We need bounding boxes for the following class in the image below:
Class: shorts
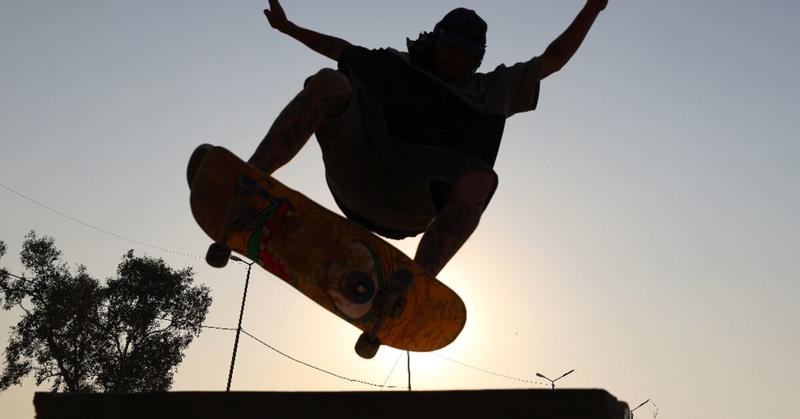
[314,71,497,239]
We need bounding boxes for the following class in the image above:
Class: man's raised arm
[264,0,352,61]
[538,0,607,79]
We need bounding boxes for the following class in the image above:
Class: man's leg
[248,68,353,174]
[414,171,497,277]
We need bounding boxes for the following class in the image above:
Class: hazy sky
[2,1,799,418]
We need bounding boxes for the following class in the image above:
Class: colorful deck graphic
[188,144,466,352]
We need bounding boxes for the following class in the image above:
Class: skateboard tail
[188,145,256,246]
[382,283,467,352]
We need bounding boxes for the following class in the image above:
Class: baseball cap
[433,8,487,56]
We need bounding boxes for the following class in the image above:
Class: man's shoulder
[384,48,410,61]
[480,56,541,79]
[340,45,408,65]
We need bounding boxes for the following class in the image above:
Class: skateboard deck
[187,144,466,357]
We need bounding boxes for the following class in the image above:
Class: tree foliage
[0,232,212,392]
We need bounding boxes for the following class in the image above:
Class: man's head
[407,7,487,82]
[433,8,487,81]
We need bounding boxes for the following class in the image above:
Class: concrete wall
[35,389,630,419]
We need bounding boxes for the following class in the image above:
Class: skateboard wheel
[206,243,231,268]
[355,332,381,359]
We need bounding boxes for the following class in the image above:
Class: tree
[0,232,212,392]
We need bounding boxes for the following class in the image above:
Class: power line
[160,316,401,390]
[0,182,202,260]
[2,271,26,281]
[241,328,401,390]
[199,324,238,332]
[434,353,549,386]
[381,352,404,391]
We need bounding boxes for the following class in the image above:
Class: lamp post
[226,255,255,392]
[535,369,574,390]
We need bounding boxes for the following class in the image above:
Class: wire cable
[0,182,202,260]
[434,353,548,386]
[199,324,238,332]
[241,328,401,389]
[381,351,404,391]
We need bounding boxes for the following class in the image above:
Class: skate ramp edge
[34,388,631,419]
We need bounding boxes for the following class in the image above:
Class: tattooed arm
[264,0,352,61]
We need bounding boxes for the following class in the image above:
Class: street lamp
[535,369,575,390]
[226,255,255,392]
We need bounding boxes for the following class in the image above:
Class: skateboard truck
[354,269,413,359]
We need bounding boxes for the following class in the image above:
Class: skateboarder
[249,0,608,277]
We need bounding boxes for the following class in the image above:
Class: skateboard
[187,144,466,358]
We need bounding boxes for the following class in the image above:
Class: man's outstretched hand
[264,0,291,33]
[587,0,608,12]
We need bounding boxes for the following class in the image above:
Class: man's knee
[304,68,353,102]
[452,171,498,206]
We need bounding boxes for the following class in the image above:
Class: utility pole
[226,255,255,392]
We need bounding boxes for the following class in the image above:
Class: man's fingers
[264,0,287,30]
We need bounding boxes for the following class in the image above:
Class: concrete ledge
[35,389,630,419]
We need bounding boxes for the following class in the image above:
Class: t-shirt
[337,46,540,166]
